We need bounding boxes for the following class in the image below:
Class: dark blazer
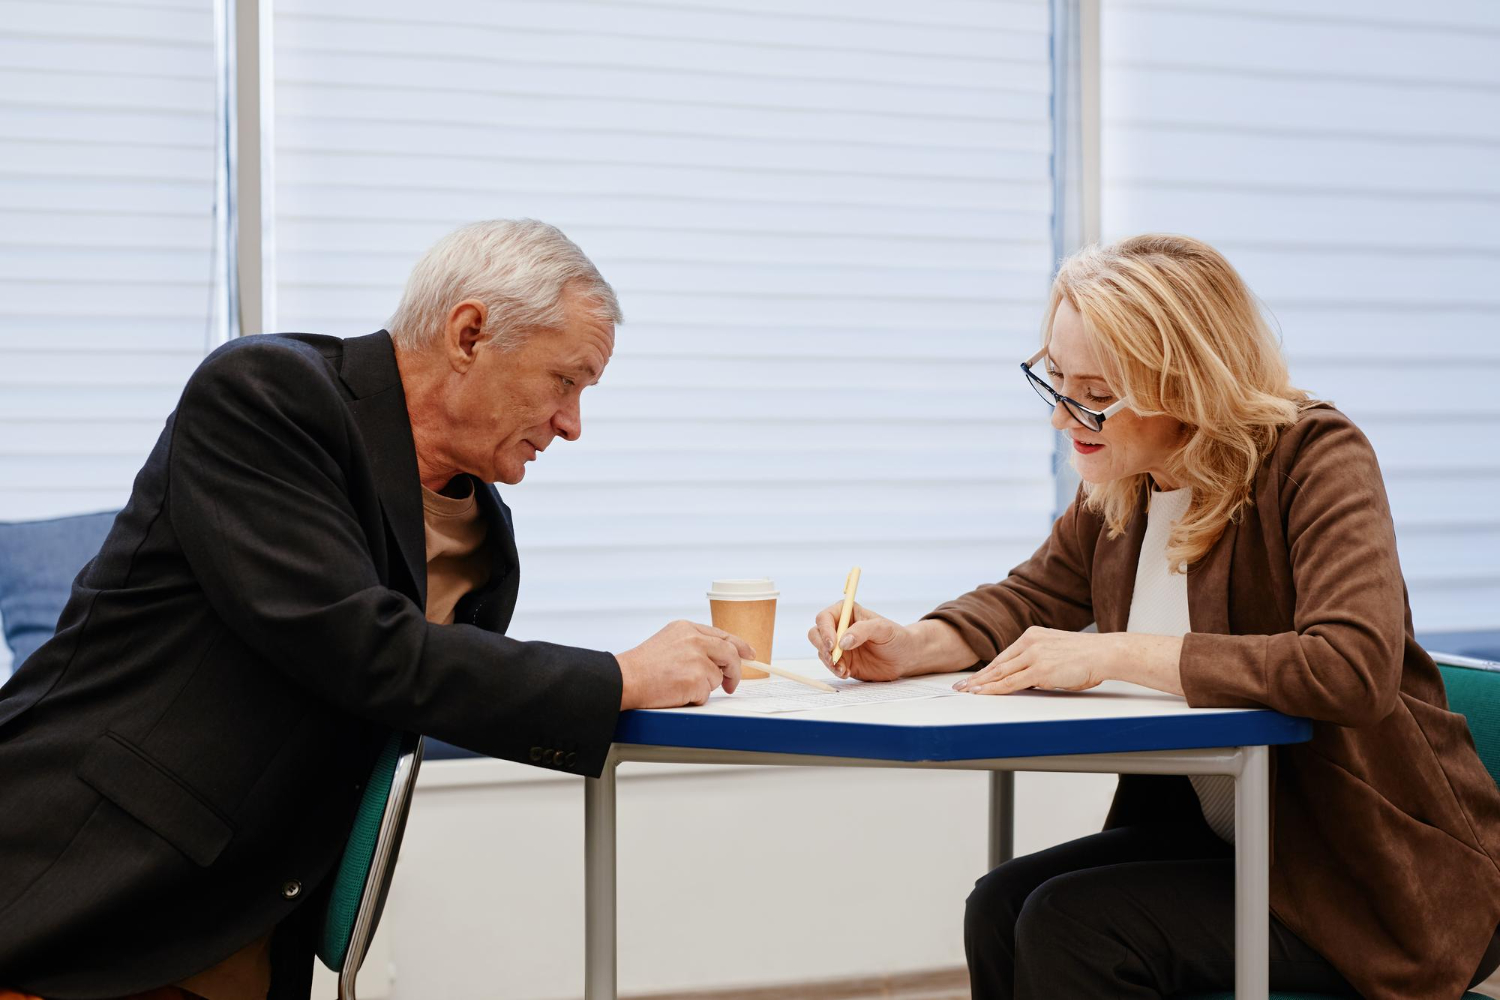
[928,405,1500,1000]
[0,331,622,998]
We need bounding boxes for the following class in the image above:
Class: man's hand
[616,620,755,710]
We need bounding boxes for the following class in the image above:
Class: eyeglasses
[1020,346,1129,433]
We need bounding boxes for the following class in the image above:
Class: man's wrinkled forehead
[561,310,614,386]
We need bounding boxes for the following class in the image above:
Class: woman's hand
[807,602,921,681]
[955,628,1185,696]
[955,627,1112,694]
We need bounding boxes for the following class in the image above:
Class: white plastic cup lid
[707,578,779,601]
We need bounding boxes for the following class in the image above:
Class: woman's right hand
[807,602,920,681]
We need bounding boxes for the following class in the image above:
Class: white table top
[615,660,1312,762]
[684,660,1250,726]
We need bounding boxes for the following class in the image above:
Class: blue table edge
[613,708,1312,762]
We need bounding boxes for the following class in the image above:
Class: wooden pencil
[741,659,838,693]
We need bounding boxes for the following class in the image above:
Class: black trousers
[964,823,1359,999]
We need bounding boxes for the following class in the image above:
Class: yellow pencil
[742,660,837,694]
[830,566,862,666]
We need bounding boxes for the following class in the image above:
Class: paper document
[707,673,963,715]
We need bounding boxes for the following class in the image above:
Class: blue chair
[0,512,421,998]
[0,511,117,674]
[1181,650,1500,999]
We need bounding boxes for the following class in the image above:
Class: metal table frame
[584,742,1271,999]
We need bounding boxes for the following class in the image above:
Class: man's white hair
[387,219,622,351]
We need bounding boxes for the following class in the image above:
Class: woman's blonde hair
[1045,234,1316,568]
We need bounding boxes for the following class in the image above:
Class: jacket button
[281,879,302,900]
[565,752,577,767]
[530,746,543,762]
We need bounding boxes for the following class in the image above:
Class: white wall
[1100,0,1500,635]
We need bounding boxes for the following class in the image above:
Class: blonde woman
[809,235,1500,999]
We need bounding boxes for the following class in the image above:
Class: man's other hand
[616,621,754,710]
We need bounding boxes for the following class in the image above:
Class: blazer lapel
[339,331,428,610]
[1092,490,1149,634]
[1188,513,1237,636]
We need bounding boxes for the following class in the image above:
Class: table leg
[988,770,1015,871]
[1234,744,1270,999]
[585,753,619,1000]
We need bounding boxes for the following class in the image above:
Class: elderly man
[0,220,749,999]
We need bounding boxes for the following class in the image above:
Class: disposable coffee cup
[707,579,778,680]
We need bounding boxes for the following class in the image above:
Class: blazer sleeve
[165,340,623,775]
[1178,414,1406,728]
[921,490,1099,665]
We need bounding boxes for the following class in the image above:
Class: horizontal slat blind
[274,0,1058,658]
[0,0,218,673]
[1101,0,1500,633]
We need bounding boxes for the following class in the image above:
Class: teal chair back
[1438,655,1500,790]
[317,731,425,1000]
[1182,652,1498,1000]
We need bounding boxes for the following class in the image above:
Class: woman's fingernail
[839,634,853,649]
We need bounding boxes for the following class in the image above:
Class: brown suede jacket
[927,405,1500,999]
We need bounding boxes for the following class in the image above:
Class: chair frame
[338,733,425,1000]
[1434,651,1500,671]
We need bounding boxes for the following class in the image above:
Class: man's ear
[444,300,488,373]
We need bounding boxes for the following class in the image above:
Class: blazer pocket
[76,731,234,867]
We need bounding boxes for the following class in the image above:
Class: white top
[1125,488,1238,844]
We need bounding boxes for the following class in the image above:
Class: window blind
[0,0,218,673]
[1101,0,1500,636]
[273,0,1060,659]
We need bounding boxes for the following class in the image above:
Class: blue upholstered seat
[0,510,117,676]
